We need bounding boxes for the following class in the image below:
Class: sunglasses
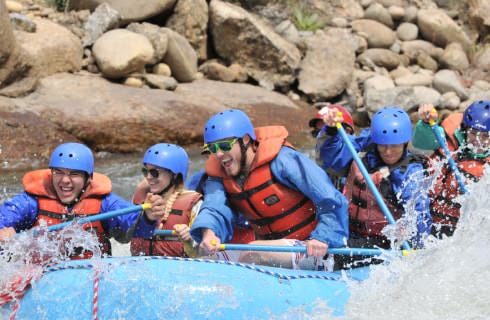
[205,138,238,154]
[141,167,161,178]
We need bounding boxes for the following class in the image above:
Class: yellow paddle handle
[335,111,343,129]
[141,203,152,211]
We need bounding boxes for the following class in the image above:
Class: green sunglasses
[205,138,238,154]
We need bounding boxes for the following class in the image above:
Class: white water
[343,167,490,320]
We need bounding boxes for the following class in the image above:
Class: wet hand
[0,227,16,242]
[144,193,166,222]
[305,239,328,257]
[199,229,220,255]
[174,224,192,242]
[318,106,343,127]
[418,104,438,124]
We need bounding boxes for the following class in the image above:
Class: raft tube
[2,256,370,319]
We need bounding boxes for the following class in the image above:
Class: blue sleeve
[0,192,39,232]
[190,177,236,243]
[391,163,432,247]
[100,193,155,240]
[317,128,372,173]
[271,147,349,247]
[185,170,205,191]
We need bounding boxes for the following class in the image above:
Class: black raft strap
[38,210,90,222]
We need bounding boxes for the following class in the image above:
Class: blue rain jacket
[0,192,156,241]
[190,147,349,247]
[318,128,432,244]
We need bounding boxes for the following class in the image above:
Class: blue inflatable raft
[2,256,370,319]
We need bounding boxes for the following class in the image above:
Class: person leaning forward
[190,109,349,271]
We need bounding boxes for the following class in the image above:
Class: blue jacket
[190,147,349,247]
[186,170,250,228]
[0,192,156,241]
[318,128,432,243]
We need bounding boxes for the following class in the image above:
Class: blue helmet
[371,107,412,145]
[49,142,94,175]
[142,143,189,181]
[463,100,490,132]
[204,109,256,144]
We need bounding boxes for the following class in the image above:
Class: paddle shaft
[336,123,411,251]
[47,204,149,232]
[220,243,385,256]
[429,121,468,194]
[153,231,387,256]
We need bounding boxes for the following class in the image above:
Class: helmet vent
[155,151,159,154]
[212,125,215,129]
[382,130,387,134]
[58,153,63,157]
[393,129,398,133]
[68,154,73,158]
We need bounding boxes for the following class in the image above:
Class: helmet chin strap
[158,174,178,196]
[237,138,251,178]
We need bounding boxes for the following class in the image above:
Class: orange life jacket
[23,169,112,258]
[130,187,202,257]
[205,126,317,241]
[344,159,403,238]
[430,113,490,227]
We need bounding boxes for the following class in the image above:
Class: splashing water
[342,166,490,320]
[0,224,102,289]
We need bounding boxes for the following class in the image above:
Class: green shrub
[291,6,325,32]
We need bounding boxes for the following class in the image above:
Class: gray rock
[365,86,441,112]
[396,23,418,41]
[83,3,120,47]
[364,3,394,28]
[440,42,469,72]
[352,19,396,48]
[127,22,168,65]
[433,69,468,99]
[9,13,36,32]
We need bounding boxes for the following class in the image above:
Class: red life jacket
[130,188,202,257]
[23,169,112,258]
[430,113,490,227]
[344,159,403,238]
[205,126,317,241]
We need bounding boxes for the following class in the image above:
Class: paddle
[153,230,405,257]
[335,119,411,251]
[153,229,176,237]
[46,203,151,232]
[218,243,399,257]
[429,118,468,194]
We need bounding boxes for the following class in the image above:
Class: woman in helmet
[322,107,431,268]
[0,142,163,259]
[130,143,203,257]
[413,101,490,237]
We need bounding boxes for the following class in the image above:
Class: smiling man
[190,109,349,271]
[0,142,166,258]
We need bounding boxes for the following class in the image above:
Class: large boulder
[417,9,472,51]
[10,73,307,154]
[298,28,356,100]
[351,19,396,48]
[209,0,301,89]
[0,96,77,168]
[0,0,29,88]
[364,86,441,112]
[161,28,198,83]
[468,0,490,39]
[92,29,154,79]
[14,18,82,78]
[166,0,208,61]
[68,0,176,24]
